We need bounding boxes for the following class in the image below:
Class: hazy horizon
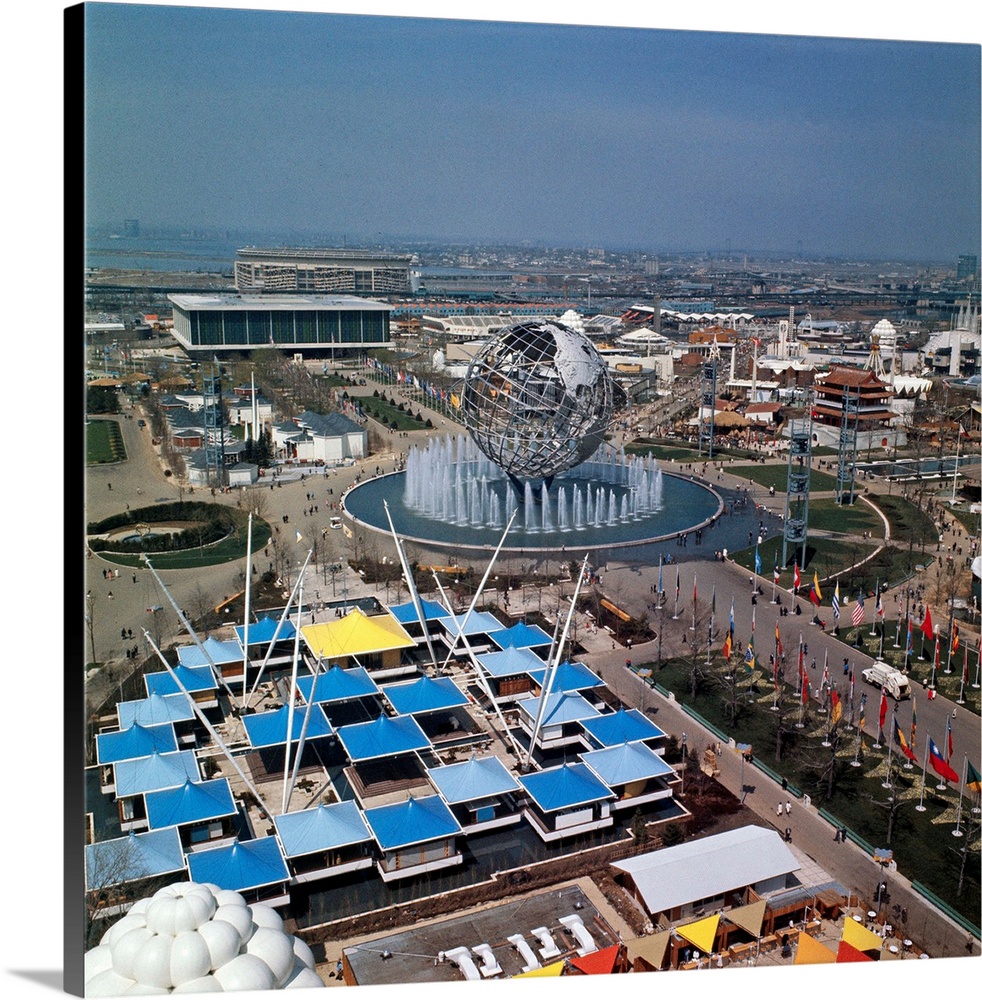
[84,4,981,263]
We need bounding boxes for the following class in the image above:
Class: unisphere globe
[460,320,614,481]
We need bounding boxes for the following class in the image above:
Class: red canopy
[570,945,620,975]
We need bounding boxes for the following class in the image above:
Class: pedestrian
[786,800,791,815]
[107,591,114,600]
[777,802,783,816]
[107,483,111,490]
[834,829,841,842]
[840,827,847,843]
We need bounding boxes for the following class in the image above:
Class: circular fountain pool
[343,436,722,553]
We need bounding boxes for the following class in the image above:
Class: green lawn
[361,394,429,431]
[86,419,126,464]
[807,498,885,536]
[866,494,939,546]
[636,654,980,927]
[729,464,841,492]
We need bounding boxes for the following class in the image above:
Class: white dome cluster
[84,881,324,994]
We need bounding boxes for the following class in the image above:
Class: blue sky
[82,2,980,260]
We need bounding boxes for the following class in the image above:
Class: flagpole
[691,571,697,631]
[929,638,939,691]
[851,695,864,766]
[869,581,878,636]
[952,755,968,837]
[915,736,929,811]
[957,644,968,705]
[673,566,680,620]
[882,708,896,789]
[944,614,955,674]
[845,667,855,731]
[936,714,951,791]
[974,640,981,689]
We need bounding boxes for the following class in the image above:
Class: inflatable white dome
[84,881,324,995]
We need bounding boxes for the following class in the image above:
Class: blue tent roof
[580,708,666,748]
[438,611,504,637]
[336,713,431,762]
[382,674,469,715]
[118,693,196,729]
[580,741,675,787]
[516,691,603,728]
[96,723,178,765]
[364,794,462,851]
[527,660,604,692]
[241,703,333,748]
[186,837,289,893]
[387,599,451,625]
[234,615,297,644]
[145,778,237,829]
[518,762,614,813]
[476,646,547,678]
[144,664,218,697]
[487,621,552,649]
[427,755,521,804]
[85,827,186,891]
[114,750,201,797]
[296,665,380,704]
[177,637,243,667]
[275,800,372,857]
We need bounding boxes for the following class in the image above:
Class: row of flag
[364,356,459,406]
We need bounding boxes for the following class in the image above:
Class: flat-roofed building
[234,247,414,295]
[168,292,392,354]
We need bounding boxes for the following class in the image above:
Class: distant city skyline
[83,3,980,263]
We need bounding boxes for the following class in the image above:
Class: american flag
[851,593,866,626]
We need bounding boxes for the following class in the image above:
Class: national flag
[893,718,917,762]
[951,623,960,655]
[821,659,829,692]
[722,632,732,660]
[878,689,888,731]
[929,738,959,783]
[801,670,809,706]
[751,336,762,348]
[693,573,698,608]
[946,714,954,762]
[775,623,783,656]
[832,582,840,620]
[812,571,823,602]
[808,582,821,606]
[830,690,842,727]
[793,561,801,591]
[875,587,884,619]
[851,593,866,627]
[675,565,680,602]
[744,640,756,673]
[773,557,781,584]
[905,619,914,660]
[755,549,762,575]
[910,698,917,750]
[797,637,805,683]
[295,530,303,543]
[849,668,855,706]
[711,584,716,616]
[728,598,735,642]
[657,557,663,596]
[964,644,971,685]
[858,692,867,731]
[920,605,934,640]
[966,760,982,795]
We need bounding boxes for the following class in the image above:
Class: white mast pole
[142,630,273,816]
[440,508,517,670]
[246,549,313,709]
[282,561,307,815]
[383,500,439,671]
[141,556,236,701]
[526,553,591,769]
[952,755,968,837]
[241,514,253,706]
[284,655,324,815]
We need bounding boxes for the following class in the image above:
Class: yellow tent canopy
[841,916,884,954]
[723,899,767,938]
[300,607,416,660]
[513,960,565,978]
[794,933,837,965]
[675,913,720,954]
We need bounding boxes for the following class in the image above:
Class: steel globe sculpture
[460,320,614,482]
